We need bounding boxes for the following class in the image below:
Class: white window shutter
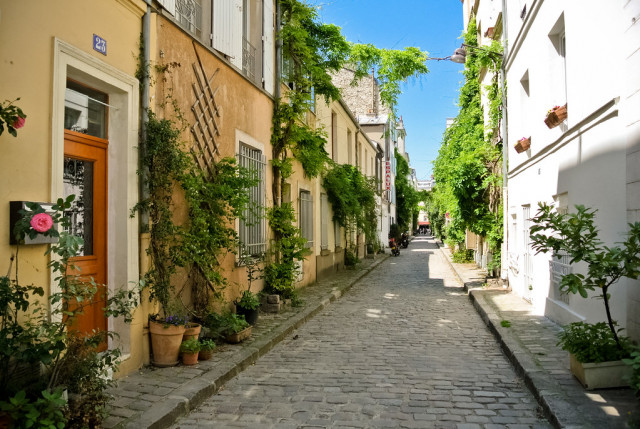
[157,0,175,16]
[262,0,275,94]
[212,0,243,68]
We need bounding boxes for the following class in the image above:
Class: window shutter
[157,0,175,16]
[262,0,275,94]
[212,0,243,68]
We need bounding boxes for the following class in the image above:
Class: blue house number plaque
[93,34,107,56]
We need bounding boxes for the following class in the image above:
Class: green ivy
[270,0,433,291]
[431,16,503,264]
[134,112,257,316]
[322,164,378,248]
[395,148,419,232]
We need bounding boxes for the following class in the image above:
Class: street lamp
[449,43,504,63]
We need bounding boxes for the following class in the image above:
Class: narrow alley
[171,237,550,428]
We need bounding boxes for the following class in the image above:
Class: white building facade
[503,0,640,340]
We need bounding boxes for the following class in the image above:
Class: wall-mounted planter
[9,201,58,245]
[544,104,568,129]
[514,137,531,153]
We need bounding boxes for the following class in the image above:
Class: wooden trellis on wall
[190,41,221,175]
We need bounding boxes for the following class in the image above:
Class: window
[334,222,341,249]
[64,80,108,139]
[176,0,202,37]
[331,112,338,161]
[238,144,266,256]
[347,129,353,164]
[548,14,567,109]
[299,190,313,248]
[320,193,329,250]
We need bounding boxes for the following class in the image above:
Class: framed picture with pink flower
[9,201,58,245]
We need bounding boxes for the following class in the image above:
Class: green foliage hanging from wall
[430,16,503,269]
[394,148,419,232]
[269,0,434,291]
[322,163,378,248]
[134,111,257,315]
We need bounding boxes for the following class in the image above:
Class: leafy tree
[530,203,640,350]
[269,0,434,293]
[394,149,419,232]
[431,16,503,265]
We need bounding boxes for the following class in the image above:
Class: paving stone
[114,237,640,429]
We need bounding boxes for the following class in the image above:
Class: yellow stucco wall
[0,0,147,377]
[152,16,275,309]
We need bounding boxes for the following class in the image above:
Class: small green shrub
[500,320,511,328]
[199,339,216,352]
[557,322,632,363]
[202,312,249,337]
[0,389,66,429]
[452,249,474,263]
[344,248,359,267]
[623,349,640,395]
[179,338,201,353]
[235,290,260,311]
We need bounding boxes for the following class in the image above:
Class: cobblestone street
[171,237,551,428]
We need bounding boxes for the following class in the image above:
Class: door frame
[52,39,140,356]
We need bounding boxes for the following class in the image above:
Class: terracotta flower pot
[149,321,185,367]
[199,349,214,361]
[182,352,199,365]
[183,322,201,341]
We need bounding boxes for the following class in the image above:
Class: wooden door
[64,130,108,351]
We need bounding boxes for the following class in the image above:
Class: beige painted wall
[0,0,146,377]
[152,16,276,310]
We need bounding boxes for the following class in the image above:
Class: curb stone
[108,254,389,429]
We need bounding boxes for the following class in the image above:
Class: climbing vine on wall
[322,163,378,249]
[431,16,503,268]
[269,0,436,294]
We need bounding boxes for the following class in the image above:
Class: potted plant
[544,104,568,129]
[530,203,640,388]
[148,313,188,367]
[183,321,202,341]
[514,136,531,153]
[201,311,251,343]
[179,338,201,365]
[235,290,260,325]
[222,313,252,344]
[235,249,263,325]
[198,339,216,361]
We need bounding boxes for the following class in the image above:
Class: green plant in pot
[235,290,260,325]
[530,203,640,388]
[179,338,201,365]
[198,339,216,361]
[234,250,262,325]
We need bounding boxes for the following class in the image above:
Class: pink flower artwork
[30,213,53,233]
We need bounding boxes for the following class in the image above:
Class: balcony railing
[176,0,201,37]
[242,36,256,82]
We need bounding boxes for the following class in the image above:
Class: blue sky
[314,0,465,180]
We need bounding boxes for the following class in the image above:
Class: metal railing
[238,145,266,256]
[176,0,201,37]
[242,36,256,82]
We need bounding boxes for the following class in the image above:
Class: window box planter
[514,137,531,153]
[569,354,632,390]
[544,104,568,129]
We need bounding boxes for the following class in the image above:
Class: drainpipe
[500,0,509,281]
[141,0,152,229]
[275,0,281,100]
